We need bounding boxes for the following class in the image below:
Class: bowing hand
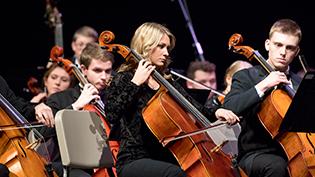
[35,103,55,127]
[215,108,240,125]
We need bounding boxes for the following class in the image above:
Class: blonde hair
[224,60,252,86]
[269,19,302,43]
[118,22,176,72]
[72,26,98,42]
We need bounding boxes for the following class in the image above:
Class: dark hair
[269,19,302,42]
[186,60,216,79]
[79,42,114,68]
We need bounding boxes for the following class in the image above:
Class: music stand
[279,71,315,133]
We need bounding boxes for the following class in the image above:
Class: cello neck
[131,50,212,127]
[54,19,63,48]
[253,50,274,73]
[71,66,89,86]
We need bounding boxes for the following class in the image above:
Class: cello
[49,46,118,177]
[99,30,238,177]
[228,33,315,177]
[0,92,58,176]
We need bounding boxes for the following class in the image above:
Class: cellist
[42,42,115,177]
[0,75,55,126]
[104,22,239,177]
[223,19,302,177]
[0,74,55,174]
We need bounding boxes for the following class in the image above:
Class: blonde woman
[105,22,239,177]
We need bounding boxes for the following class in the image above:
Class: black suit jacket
[223,65,301,161]
[0,75,35,121]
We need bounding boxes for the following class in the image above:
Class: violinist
[104,22,239,177]
[223,19,302,177]
[42,42,114,177]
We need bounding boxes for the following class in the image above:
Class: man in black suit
[41,42,114,177]
[223,19,302,177]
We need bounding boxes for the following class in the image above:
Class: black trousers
[118,158,186,177]
[239,152,289,177]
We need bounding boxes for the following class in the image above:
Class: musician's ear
[265,39,270,51]
[81,65,88,75]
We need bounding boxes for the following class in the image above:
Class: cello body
[84,104,119,177]
[259,89,315,177]
[143,87,237,177]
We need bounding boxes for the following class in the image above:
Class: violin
[99,30,238,177]
[49,45,119,177]
[0,93,57,176]
[228,33,315,177]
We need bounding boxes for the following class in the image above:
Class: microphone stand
[175,0,205,61]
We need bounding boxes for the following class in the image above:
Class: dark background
[2,0,314,98]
